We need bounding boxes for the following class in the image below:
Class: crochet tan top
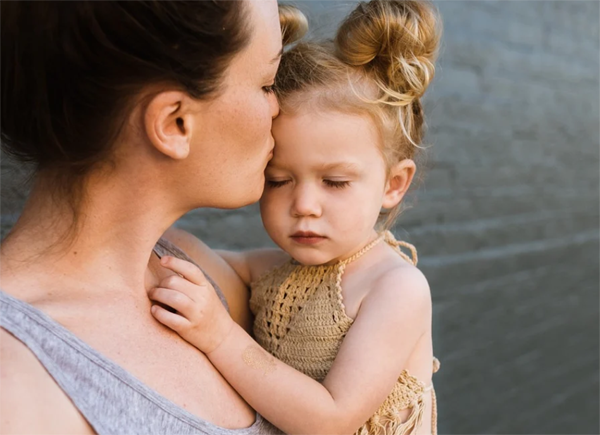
[250,231,440,435]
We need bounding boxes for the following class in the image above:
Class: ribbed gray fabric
[0,239,282,435]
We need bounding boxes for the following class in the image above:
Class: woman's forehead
[244,0,282,68]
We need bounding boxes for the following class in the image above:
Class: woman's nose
[291,184,321,218]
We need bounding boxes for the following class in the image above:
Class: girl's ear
[382,159,416,209]
[143,91,196,160]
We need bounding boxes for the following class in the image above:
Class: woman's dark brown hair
[1,1,250,198]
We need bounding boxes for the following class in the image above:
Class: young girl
[149,1,441,434]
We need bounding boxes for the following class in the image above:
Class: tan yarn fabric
[250,231,440,435]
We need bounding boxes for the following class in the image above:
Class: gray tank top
[0,239,283,435]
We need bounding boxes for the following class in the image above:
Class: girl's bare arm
[215,248,290,286]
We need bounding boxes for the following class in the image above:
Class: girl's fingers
[150,304,190,333]
[158,273,210,304]
[160,256,209,287]
[148,287,196,320]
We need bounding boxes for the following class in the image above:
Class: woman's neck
[1,171,183,297]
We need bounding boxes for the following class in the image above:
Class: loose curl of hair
[275,0,441,229]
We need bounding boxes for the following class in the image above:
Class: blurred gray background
[2,1,599,433]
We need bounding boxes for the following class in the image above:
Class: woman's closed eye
[262,84,275,94]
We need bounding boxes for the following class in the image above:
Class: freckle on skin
[242,345,277,375]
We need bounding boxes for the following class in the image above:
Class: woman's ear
[382,159,416,209]
[144,91,195,160]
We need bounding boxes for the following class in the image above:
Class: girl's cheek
[260,191,276,206]
[260,195,279,216]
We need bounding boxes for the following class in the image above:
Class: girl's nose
[291,184,321,218]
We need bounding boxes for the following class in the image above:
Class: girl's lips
[290,233,327,245]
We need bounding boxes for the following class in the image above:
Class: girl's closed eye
[323,179,350,189]
[266,179,290,188]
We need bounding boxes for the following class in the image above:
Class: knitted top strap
[338,231,418,268]
[333,234,386,316]
[383,230,418,266]
[332,231,419,342]
[339,233,386,267]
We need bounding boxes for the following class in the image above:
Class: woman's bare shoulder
[161,226,250,289]
[0,329,95,433]
[161,226,218,263]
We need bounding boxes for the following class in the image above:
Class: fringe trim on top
[355,360,440,435]
[356,394,426,435]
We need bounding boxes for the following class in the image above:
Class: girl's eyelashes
[323,180,350,189]
[266,179,350,189]
[266,179,290,188]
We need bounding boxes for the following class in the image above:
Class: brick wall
[2,1,598,433]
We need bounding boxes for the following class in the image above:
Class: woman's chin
[215,186,264,209]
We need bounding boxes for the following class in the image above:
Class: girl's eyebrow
[316,162,362,174]
[266,161,361,174]
[265,161,285,170]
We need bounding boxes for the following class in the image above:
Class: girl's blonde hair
[276,0,442,228]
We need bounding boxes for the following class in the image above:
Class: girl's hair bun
[335,0,441,106]
[279,4,308,46]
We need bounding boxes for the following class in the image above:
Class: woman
[0,1,300,433]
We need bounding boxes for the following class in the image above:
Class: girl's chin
[291,252,336,267]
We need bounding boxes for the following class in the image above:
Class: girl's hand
[148,256,235,354]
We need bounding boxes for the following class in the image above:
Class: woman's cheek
[259,99,273,136]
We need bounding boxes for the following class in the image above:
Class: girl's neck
[1,172,182,297]
[338,231,385,266]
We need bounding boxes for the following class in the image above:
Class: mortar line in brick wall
[419,228,599,268]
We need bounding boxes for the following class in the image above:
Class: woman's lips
[290,232,327,245]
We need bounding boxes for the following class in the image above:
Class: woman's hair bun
[335,0,441,105]
[279,4,308,46]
